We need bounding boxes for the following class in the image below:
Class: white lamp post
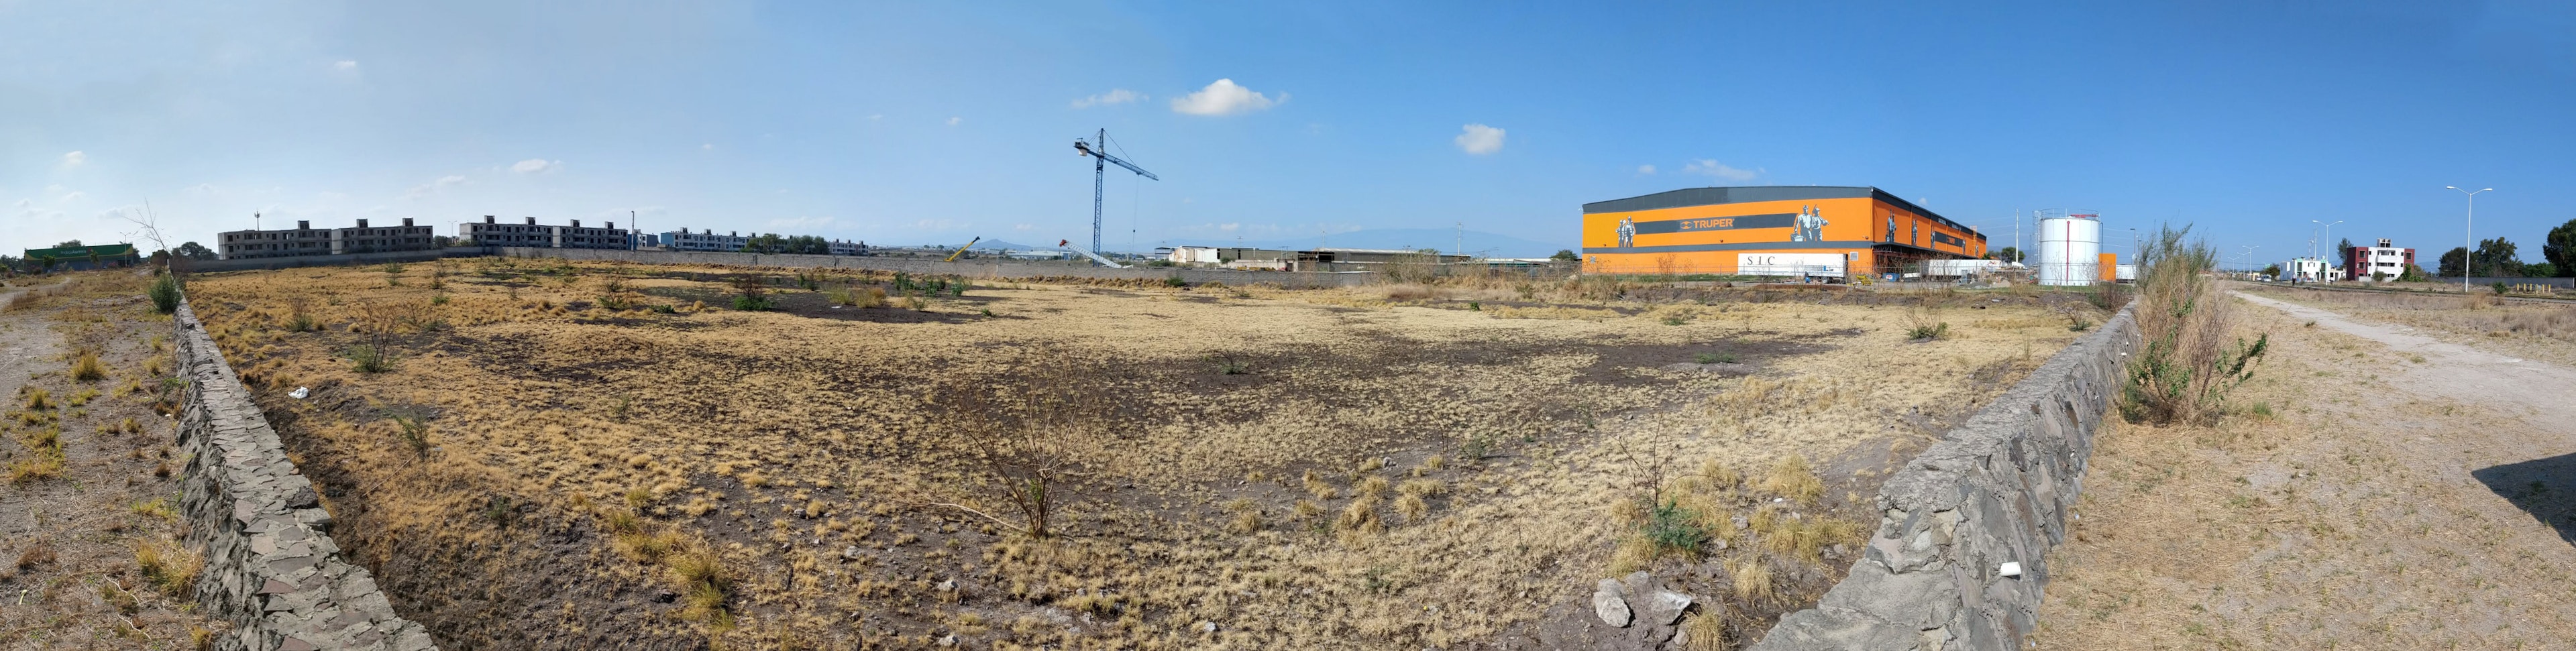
[2310,219,2343,281]
[2447,186,2493,291]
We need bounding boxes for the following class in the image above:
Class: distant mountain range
[1163,228,1571,258]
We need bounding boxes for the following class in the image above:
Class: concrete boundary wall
[172,299,437,651]
[182,249,489,274]
[494,247,1377,288]
[1749,301,2140,651]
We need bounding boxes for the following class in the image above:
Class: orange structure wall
[1578,196,1984,276]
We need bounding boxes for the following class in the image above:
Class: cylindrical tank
[2036,215,2102,286]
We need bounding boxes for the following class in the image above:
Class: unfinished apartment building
[460,216,636,250]
[215,219,436,260]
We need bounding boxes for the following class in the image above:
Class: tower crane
[1073,129,1157,265]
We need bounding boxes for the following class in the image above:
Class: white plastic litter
[288,387,311,399]
[1998,561,2023,578]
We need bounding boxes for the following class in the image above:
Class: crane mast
[1073,129,1157,264]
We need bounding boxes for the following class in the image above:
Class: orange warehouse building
[1581,186,1986,279]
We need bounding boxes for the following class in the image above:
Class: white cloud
[13,198,62,224]
[60,151,85,167]
[1636,164,1657,175]
[867,114,883,121]
[1071,88,1146,109]
[1682,159,1760,182]
[702,143,714,150]
[1012,223,1034,231]
[1220,223,1242,232]
[913,218,960,230]
[186,182,220,194]
[57,191,85,204]
[400,175,468,200]
[1454,124,1505,155]
[333,60,358,71]
[945,117,962,126]
[511,158,560,174]
[1171,78,1281,116]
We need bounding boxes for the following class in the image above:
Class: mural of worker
[1791,205,1827,242]
[1911,221,1919,246]
[1885,215,1897,243]
[1616,217,1636,248]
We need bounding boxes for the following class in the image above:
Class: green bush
[1641,499,1711,556]
[347,345,394,373]
[2120,223,2269,425]
[731,294,774,311]
[1164,274,1187,288]
[147,274,180,314]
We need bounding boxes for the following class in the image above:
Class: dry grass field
[180,259,2106,650]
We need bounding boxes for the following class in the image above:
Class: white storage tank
[2036,213,2102,286]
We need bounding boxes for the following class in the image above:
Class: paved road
[2234,290,2576,426]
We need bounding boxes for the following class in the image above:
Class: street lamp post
[2447,186,2493,292]
[2240,245,2260,279]
[2310,219,2343,281]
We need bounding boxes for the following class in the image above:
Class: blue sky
[5,1,2573,265]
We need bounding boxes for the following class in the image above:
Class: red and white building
[2345,239,2414,282]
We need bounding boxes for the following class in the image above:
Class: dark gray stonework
[1747,302,2140,651]
[173,300,437,651]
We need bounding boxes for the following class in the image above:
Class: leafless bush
[922,359,1114,538]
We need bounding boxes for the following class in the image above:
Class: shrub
[732,276,773,310]
[2121,223,2269,425]
[347,345,393,373]
[1694,352,1737,365]
[1164,274,1187,288]
[148,273,180,314]
[1904,322,1950,341]
[1640,498,1711,556]
[2492,281,2509,295]
[388,411,432,457]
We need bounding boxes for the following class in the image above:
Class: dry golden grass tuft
[135,538,202,597]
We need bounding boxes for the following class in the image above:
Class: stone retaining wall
[1748,302,2140,650]
[496,247,1379,288]
[172,299,437,650]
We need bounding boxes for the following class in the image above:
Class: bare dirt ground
[2032,286,2576,650]
[0,273,213,650]
[180,261,2110,650]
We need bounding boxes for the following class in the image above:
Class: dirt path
[0,274,213,649]
[2235,291,2576,423]
[2030,290,2576,650]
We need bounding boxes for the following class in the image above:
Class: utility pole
[2447,186,2492,290]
